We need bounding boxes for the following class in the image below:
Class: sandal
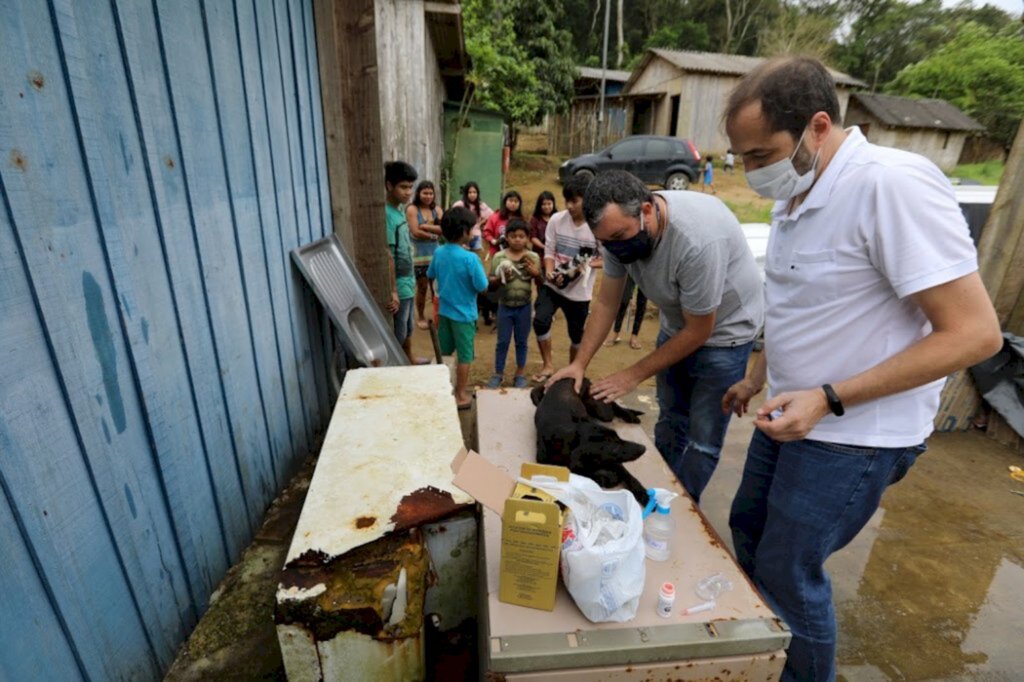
[457,400,473,411]
[416,319,429,330]
[532,371,553,383]
[629,338,642,350]
[603,337,622,347]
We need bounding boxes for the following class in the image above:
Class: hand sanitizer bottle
[642,488,678,562]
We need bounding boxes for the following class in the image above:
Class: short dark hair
[441,205,475,242]
[504,218,529,237]
[583,170,653,229]
[724,56,840,139]
[562,173,592,202]
[385,160,417,187]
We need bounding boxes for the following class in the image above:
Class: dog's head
[570,421,646,468]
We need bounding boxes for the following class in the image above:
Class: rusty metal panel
[504,651,785,681]
[277,365,474,680]
[285,365,473,567]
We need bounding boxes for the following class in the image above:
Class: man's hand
[722,378,764,417]
[590,368,642,403]
[387,291,400,315]
[754,388,831,442]
[545,363,585,394]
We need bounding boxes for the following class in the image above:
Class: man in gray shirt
[548,170,764,503]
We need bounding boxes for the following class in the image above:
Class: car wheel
[665,172,689,190]
[574,168,595,180]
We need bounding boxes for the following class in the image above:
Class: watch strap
[822,383,844,417]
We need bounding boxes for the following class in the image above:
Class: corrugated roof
[628,49,865,89]
[851,92,984,132]
[577,65,632,82]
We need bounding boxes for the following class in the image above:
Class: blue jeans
[654,331,753,504]
[393,297,414,345]
[729,430,924,682]
[495,303,531,374]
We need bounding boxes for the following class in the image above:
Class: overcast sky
[948,0,1022,16]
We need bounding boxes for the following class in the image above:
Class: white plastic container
[642,488,678,562]
[656,582,675,618]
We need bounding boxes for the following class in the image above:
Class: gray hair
[583,170,654,229]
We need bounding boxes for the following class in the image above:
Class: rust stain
[10,149,27,171]
[389,485,461,531]
[164,156,175,169]
[355,515,376,529]
[689,506,726,550]
[29,71,44,89]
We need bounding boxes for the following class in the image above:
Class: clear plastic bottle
[642,488,678,561]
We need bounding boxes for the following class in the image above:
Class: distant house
[539,66,632,157]
[844,93,985,172]
[622,49,865,154]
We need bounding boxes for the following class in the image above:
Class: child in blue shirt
[427,206,489,409]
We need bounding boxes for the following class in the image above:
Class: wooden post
[934,120,1024,435]
[314,0,391,313]
[977,120,1024,332]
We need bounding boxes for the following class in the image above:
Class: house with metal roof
[622,48,866,154]
[845,92,985,171]
[539,65,634,157]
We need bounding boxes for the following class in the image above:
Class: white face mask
[745,128,820,201]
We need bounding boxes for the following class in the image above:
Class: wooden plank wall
[376,0,446,183]
[0,0,335,678]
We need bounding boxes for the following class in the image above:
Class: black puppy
[530,378,648,503]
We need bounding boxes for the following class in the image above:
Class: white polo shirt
[764,127,977,447]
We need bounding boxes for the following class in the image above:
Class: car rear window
[612,139,645,158]
[645,139,675,157]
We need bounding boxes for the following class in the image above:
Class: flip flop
[532,372,553,383]
[457,401,473,411]
[416,320,429,330]
[603,338,622,347]
[629,339,642,350]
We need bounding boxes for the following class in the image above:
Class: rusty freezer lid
[475,389,790,673]
[284,365,473,567]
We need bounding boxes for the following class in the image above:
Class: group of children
[385,161,639,409]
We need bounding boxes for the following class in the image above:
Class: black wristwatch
[822,384,844,417]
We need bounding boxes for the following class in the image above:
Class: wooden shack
[622,49,864,154]
[844,92,985,172]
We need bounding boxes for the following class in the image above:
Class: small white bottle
[656,582,675,618]
[643,488,678,562]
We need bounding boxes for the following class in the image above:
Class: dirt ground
[408,153,771,389]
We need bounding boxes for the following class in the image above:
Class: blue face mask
[601,201,659,264]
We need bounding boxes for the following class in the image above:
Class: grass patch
[723,199,773,224]
[951,161,1004,186]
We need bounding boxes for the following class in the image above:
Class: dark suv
[558,135,702,189]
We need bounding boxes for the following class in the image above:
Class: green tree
[461,0,576,138]
[509,0,578,123]
[462,0,541,126]
[889,22,1024,148]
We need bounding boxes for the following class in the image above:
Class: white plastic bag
[524,474,645,622]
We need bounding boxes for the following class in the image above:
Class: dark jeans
[730,430,924,682]
[612,277,647,336]
[495,304,531,373]
[654,330,752,504]
[533,286,589,346]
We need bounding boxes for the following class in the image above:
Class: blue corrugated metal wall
[0,0,335,678]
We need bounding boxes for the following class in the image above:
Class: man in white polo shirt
[722,56,1001,681]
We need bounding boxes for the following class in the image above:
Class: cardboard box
[451,449,568,611]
